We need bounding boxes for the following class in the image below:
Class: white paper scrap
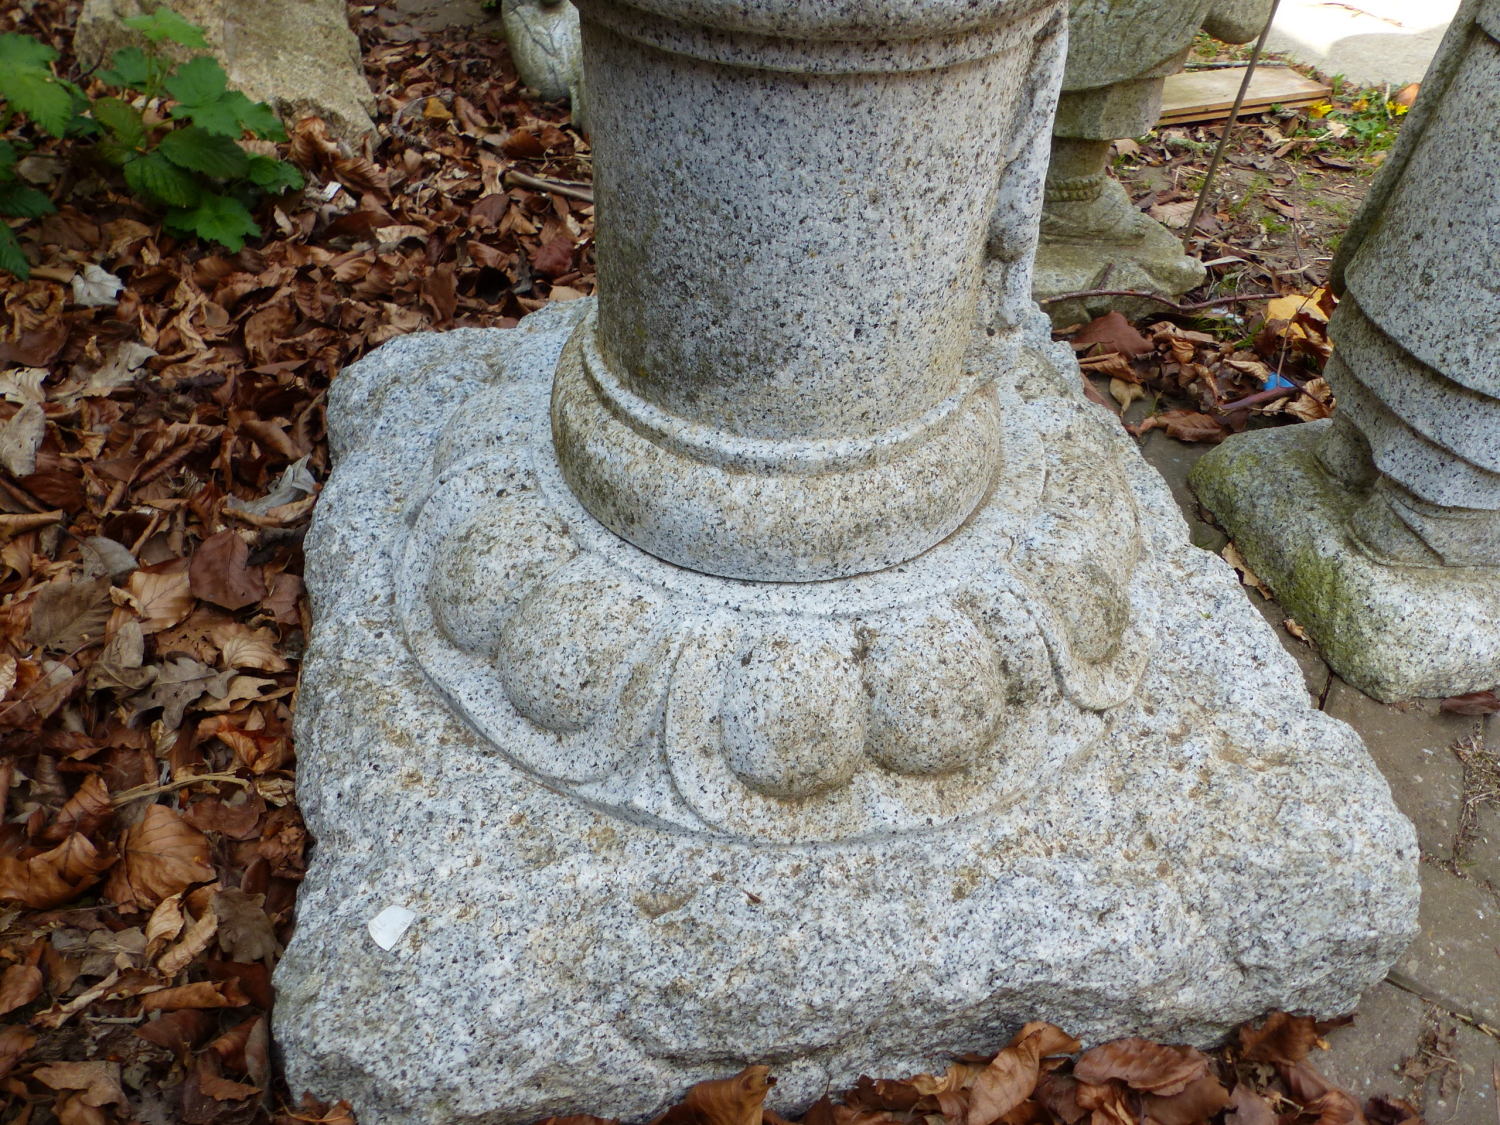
[367,905,417,950]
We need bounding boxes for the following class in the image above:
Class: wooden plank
[1158,66,1331,125]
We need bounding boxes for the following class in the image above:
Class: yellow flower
[1387,101,1409,116]
[1308,102,1334,119]
[1351,97,1369,112]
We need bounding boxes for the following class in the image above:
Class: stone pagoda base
[1033,224,1207,329]
[272,302,1417,1125]
[1192,422,1500,702]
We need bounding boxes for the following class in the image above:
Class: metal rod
[1184,0,1284,241]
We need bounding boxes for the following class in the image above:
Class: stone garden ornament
[273,0,1418,1119]
[1192,0,1500,701]
[1032,0,1272,327]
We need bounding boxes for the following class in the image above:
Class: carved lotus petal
[430,495,577,656]
[497,558,663,733]
[721,620,865,800]
[862,601,1005,776]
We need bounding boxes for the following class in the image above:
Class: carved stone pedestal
[273,306,1417,1124]
[272,0,1418,1118]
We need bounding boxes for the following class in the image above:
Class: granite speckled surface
[1190,422,1500,701]
[273,306,1419,1125]
[561,0,1066,581]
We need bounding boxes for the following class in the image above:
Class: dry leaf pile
[619,1012,1421,1125]
[0,0,597,1119]
[1061,290,1337,444]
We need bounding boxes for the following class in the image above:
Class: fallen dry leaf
[1071,311,1154,358]
[157,906,220,977]
[211,887,280,962]
[970,1023,1081,1125]
[144,891,187,956]
[0,833,115,909]
[1222,543,1273,599]
[653,1066,776,1125]
[26,575,113,653]
[140,977,250,1012]
[103,803,216,911]
[0,401,46,476]
[1110,379,1145,411]
[1439,690,1500,715]
[1239,1011,1322,1066]
[0,1025,36,1080]
[190,530,269,610]
[40,773,113,842]
[1074,1039,1207,1096]
[1129,409,1229,443]
[135,1008,217,1056]
[123,566,196,634]
[1225,1085,1277,1125]
[1142,1074,1230,1125]
[0,961,43,1016]
[213,623,290,673]
[32,1060,130,1110]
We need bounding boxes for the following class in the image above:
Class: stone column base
[1033,220,1207,328]
[273,304,1417,1125]
[1191,421,1500,702]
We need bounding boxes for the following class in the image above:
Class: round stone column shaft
[553,0,1065,581]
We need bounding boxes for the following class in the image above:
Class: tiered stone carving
[1032,0,1272,326]
[1192,0,1500,701]
[273,0,1417,1119]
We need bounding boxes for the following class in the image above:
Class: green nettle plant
[0,6,304,279]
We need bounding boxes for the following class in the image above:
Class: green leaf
[98,46,154,91]
[233,96,284,141]
[163,55,226,106]
[95,137,136,167]
[169,88,284,140]
[0,223,30,280]
[165,192,259,251]
[246,155,303,193]
[91,96,145,148]
[0,35,81,137]
[0,32,57,72]
[124,150,201,207]
[157,125,249,179]
[0,183,55,219]
[0,140,16,175]
[0,72,75,137]
[120,7,210,48]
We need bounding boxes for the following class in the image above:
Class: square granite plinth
[1191,422,1500,703]
[273,308,1419,1125]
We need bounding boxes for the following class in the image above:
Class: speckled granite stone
[1026,0,1270,326]
[1191,3,1500,697]
[557,0,1067,582]
[1191,422,1500,702]
[501,0,582,104]
[273,304,1419,1124]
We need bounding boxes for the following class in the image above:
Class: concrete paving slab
[1320,981,1500,1125]
[1320,981,1427,1101]
[1321,685,1472,861]
[1470,805,1500,887]
[1266,0,1462,88]
[1433,1020,1500,1125]
[1390,865,1500,1031]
